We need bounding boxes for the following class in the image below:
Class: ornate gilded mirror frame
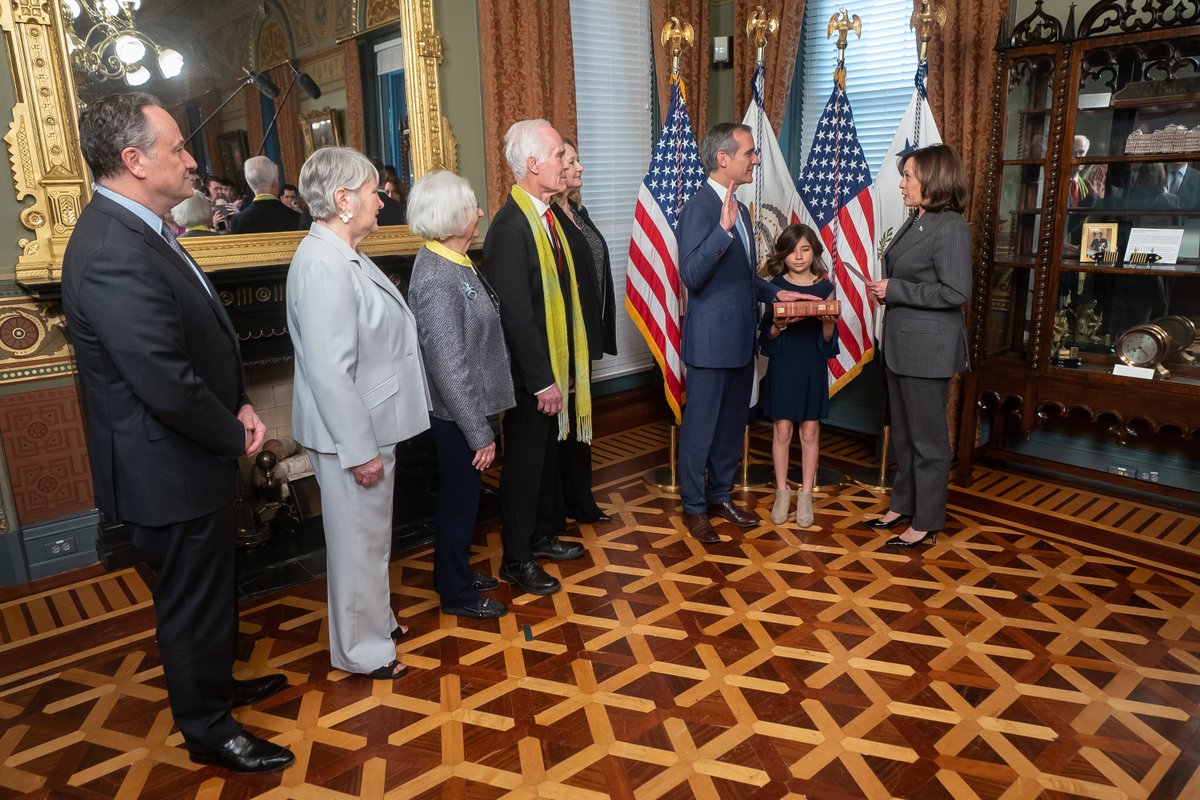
[2,0,456,287]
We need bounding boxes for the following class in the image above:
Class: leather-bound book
[773,299,841,318]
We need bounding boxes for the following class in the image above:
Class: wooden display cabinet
[958,2,1200,498]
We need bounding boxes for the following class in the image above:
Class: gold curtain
[269,64,303,183]
[921,0,1008,458]
[650,0,709,139]
[341,42,366,153]
[478,0,579,216]
[732,0,805,130]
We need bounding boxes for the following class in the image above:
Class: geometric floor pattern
[1,422,1198,799]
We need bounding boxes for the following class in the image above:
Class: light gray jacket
[287,223,430,468]
[881,210,973,378]
[408,245,515,449]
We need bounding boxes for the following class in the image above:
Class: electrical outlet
[43,536,77,559]
[1138,471,1151,480]
[1148,471,1160,482]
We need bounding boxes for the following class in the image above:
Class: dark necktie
[161,222,213,298]
[543,209,565,275]
[1169,170,1182,195]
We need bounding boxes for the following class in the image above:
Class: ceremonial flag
[736,62,803,262]
[736,61,803,406]
[625,77,705,424]
[873,61,941,342]
[795,82,877,395]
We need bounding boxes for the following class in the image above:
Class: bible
[773,299,841,318]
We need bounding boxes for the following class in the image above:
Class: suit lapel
[883,212,951,275]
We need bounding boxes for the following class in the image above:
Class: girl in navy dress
[759,224,840,527]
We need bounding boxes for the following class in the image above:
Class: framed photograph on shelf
[1082,222,1118,263]
[216,130,248,184]
[299,108,341,158]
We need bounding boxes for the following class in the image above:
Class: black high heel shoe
[886,531,939,547]
[863,514,909,530]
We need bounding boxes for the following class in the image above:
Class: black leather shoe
[442,596,508,619]
[863,514,909,530]
[471,572,500,591]
[232,674,288,707]
[499,560,561,595]
[569,508,612,523]
[683,512,719,544]
[189,731,295,774]
[886,530,939,548]
[707,501,758,529]
[531,535,586,561]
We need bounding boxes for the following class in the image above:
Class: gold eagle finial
[909,1,947,62]
[661,17,695,77]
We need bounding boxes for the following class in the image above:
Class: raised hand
[720,183,739,232]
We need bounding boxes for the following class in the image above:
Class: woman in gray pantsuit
[407,170,515,620]
[287,147,430,679]
[865,144,972,547]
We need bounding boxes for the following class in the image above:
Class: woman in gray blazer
[407,171,515,619]
[287,147,430,679]
[865,144,972,548]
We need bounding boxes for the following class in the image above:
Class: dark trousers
[678,361,754,513]
[130,504,240,751]
[431,417,482,608]
[500,389,559,564]
[886,366,951,531]
[553,391,602,528]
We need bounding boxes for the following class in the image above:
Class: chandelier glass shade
[61,0,183,85]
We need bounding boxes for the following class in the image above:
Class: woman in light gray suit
[865,144,972,548]
[287,147,430,679]
[407,170,515,620]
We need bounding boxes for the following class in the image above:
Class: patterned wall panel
[0,385,94,525]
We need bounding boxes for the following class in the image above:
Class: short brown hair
[79,92,164,180]
[900,144,967,214]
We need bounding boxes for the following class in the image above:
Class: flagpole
[641,16,696,493]
[850,1,945,494]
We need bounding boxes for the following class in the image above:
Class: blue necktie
[734,208,751,264]
[161,222,213,298]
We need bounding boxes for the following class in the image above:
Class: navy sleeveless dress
[758,276,840,422]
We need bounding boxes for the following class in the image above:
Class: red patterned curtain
[478,0,578,216]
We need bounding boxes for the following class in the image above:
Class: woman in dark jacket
[864,144,972,548]
[408,170,515,619]
[550,137,617,524]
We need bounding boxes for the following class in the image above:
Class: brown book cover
[773,300,841,318]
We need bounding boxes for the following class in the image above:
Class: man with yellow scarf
[484,119,592,596]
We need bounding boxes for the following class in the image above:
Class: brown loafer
[683,512,719,543]
[707,501,758,528]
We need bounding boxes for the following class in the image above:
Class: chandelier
[60,0,183,86]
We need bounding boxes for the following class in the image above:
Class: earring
[338,208,353,223]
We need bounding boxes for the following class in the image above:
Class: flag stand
[735,426,773,490]
[849,423,896,493]
[642,424,680,491]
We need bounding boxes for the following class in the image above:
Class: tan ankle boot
[770,488,791,524]
[795,490,814,527]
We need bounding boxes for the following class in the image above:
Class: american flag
[795,83,877,395]
[625,77,705,423]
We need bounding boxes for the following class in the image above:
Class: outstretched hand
[774,290,823,303]
[719,183,739,232]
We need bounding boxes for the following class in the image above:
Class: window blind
[797,0,918,176]
[570,0,654,381]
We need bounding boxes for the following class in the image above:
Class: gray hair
[79,92,164,180]
[700,122,752,174]
[406,170,478,241]
[504,119,554,181]
[172,190,212,228]
[244,155,281,195]
[298,146,378,222]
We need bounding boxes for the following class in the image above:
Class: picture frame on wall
[217,130,249,185]
[300,108,341,158]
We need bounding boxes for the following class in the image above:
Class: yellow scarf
[510,185,591,444]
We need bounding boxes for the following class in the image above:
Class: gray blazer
[287,223,430,468]
[881,210,972,378]
[408,246,515,449]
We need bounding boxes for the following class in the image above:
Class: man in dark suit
[62,93,294,774]
[1166,161,1200,210]
[228,155,302,234]
[369,157,406,226]
[675,122,801,543]
[484,118,588,596]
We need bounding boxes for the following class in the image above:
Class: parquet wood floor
[2,421,1198,799]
